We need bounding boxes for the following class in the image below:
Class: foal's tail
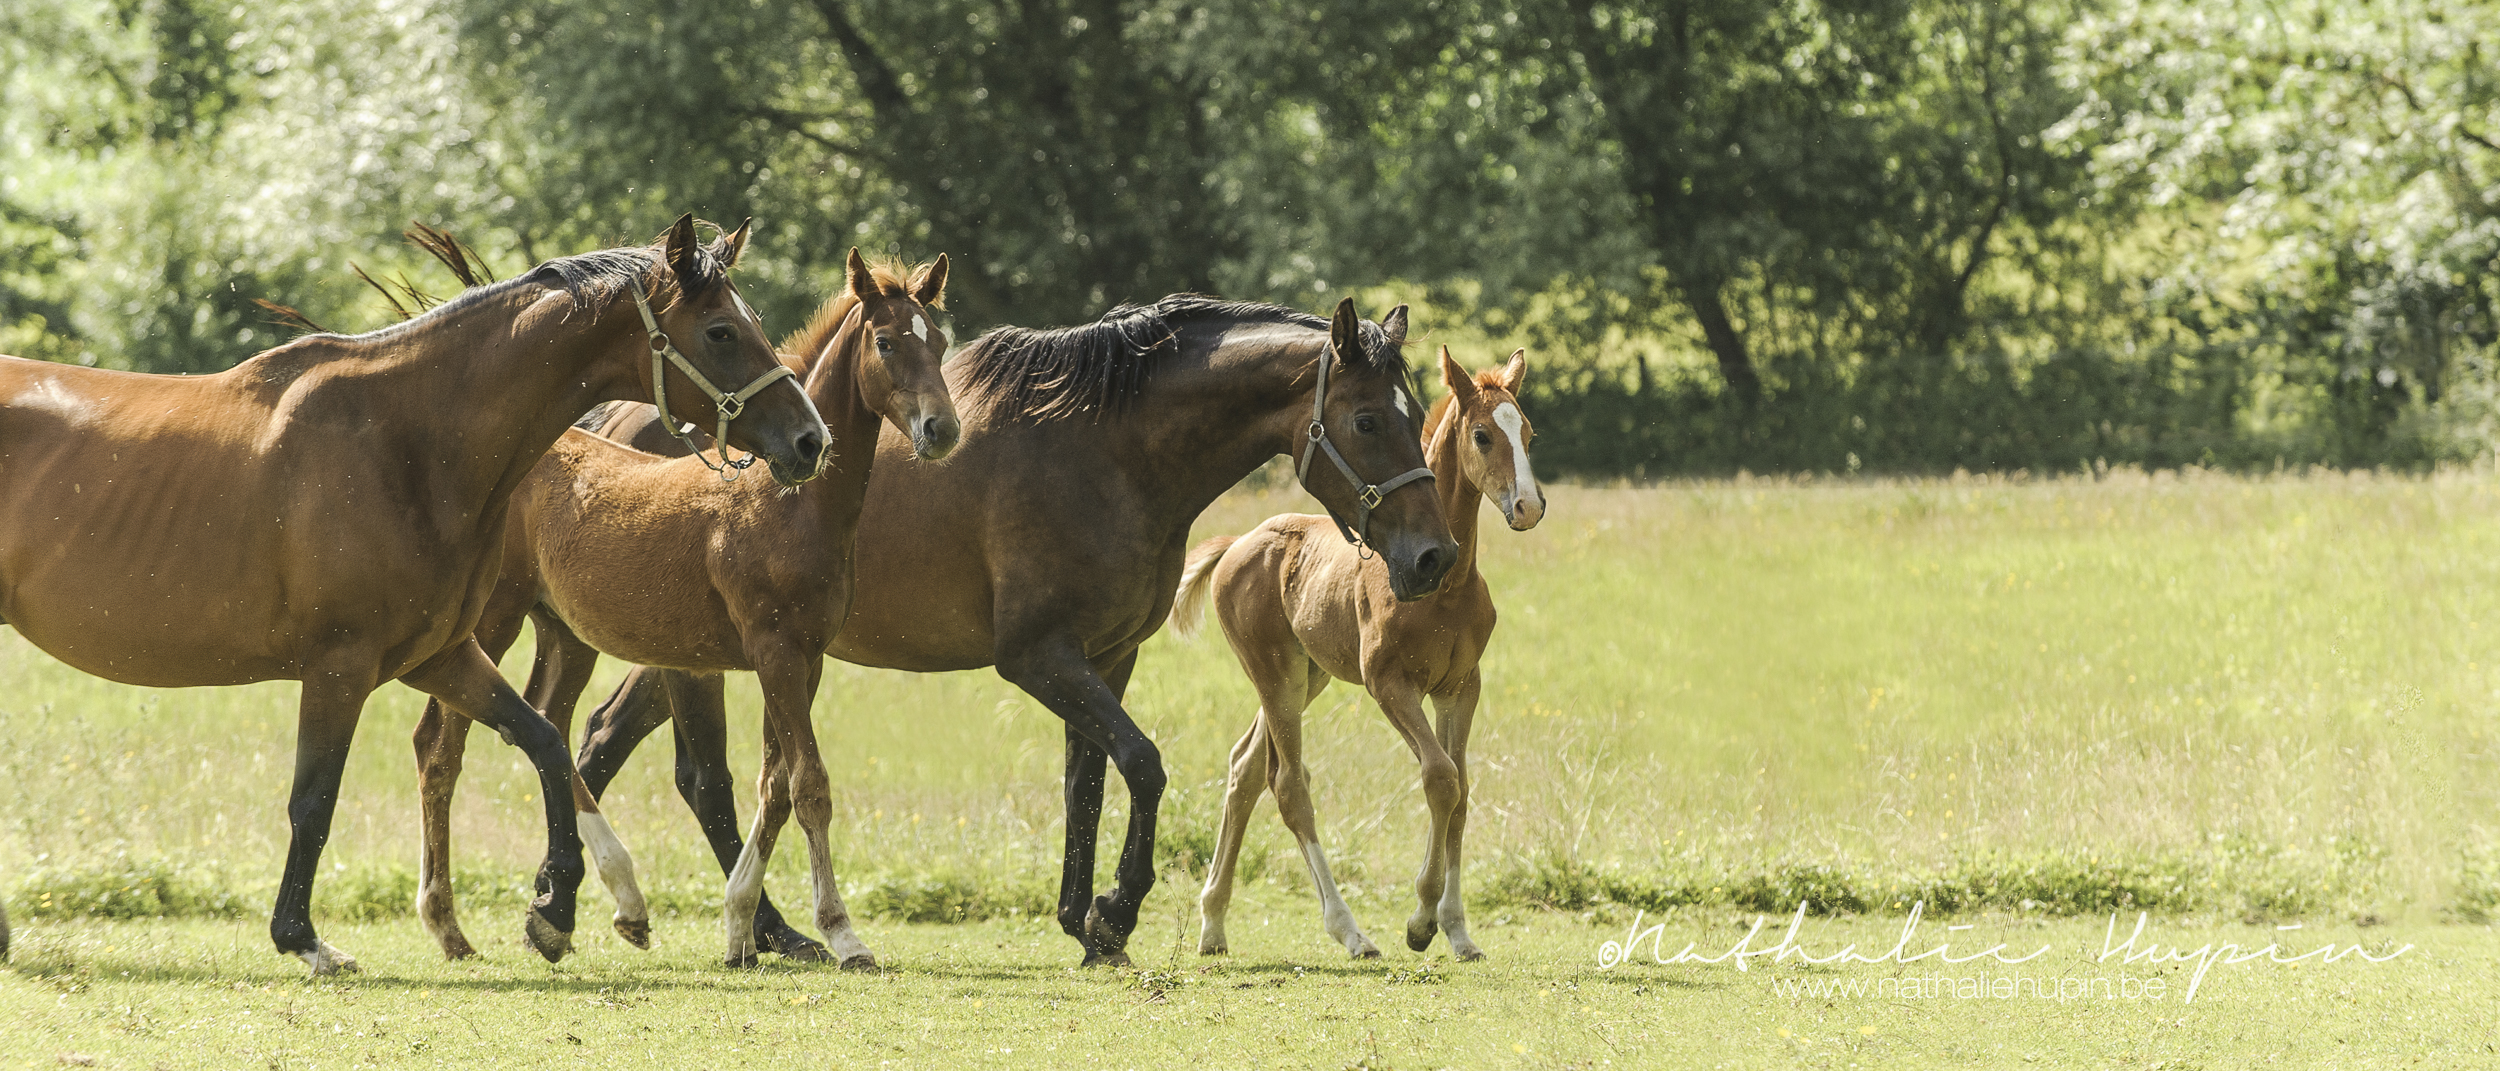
[1171,535,1237,641]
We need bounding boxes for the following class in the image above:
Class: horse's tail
[1171,535,1236,641]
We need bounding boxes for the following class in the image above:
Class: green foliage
[5,0,2497,471]
[15,855,249,920]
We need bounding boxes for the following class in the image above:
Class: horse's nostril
[796,430,827,464]
[1415,546,1446,580]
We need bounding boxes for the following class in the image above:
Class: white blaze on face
[731,291,761,331]
[1392,384,1413,421]
[910,314,928,342]
[1491,401,1539,504]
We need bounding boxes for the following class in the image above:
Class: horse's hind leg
[412,699,480,958]
[1428,671,1484,960]
[1197,715,1273,955]
[410,603,529,960]
[402,640,589,964]
[1269,665,1380,958]
[528,611,649,949]
[271,663,379,975]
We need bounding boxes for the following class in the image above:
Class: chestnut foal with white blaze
[410,251,958,968]
[1177,348,1544,960]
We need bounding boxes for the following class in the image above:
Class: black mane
[962,294,1401,422]
[339,235,730,343]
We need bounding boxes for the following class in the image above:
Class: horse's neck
[305,291,635,531]
[1425,411,1485,594]
[803,326,885,499]
[1118,337,1320,528]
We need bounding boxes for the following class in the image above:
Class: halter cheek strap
[630,278,798,482]
[1295,345,1435,552]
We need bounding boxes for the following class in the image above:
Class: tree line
[4,0,2496,475]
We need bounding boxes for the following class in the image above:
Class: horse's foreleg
[1269,669,1379,958]
[999,641,1162,967]
[721,709,797,968]
[411,699,479,959]
[273,664,379,976]
[401,639,587,963]
[529,611,649,949]
[757,650,875,970]
[1371,676,1461,955]
[653,671,829,960]
[1428,671,1483,961]
[1197,716,1272,955]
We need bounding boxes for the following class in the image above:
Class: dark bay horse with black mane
[0,215,826,973]
[489,295,1457,966]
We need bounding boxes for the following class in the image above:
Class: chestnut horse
[1177,348,1543,961]
[0,215,827,973]
[408,251,957,967]
[536,297,1460,966]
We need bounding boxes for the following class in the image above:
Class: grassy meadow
[4,470,2500,1064]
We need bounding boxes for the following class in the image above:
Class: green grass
[4,470,2500,1062]
[0,908,2480,1068]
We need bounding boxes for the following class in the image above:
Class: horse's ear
[846,247,876,299]
[1439,346,1478,405]
[719,217,753,270]
[1498,348,1528,395]
[665,213,701,288]
[1328,298,1363,365]
[909,253,949,308]
[1380,304,1410,348]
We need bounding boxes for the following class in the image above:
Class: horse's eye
[875,336,895,353]
[1355,414,1377,434]
[706,325,735,344]
[1474,429,1492,449]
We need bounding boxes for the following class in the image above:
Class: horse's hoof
[295,941,361,977]
[1454,946,1486,962]
[838,953,879,972]
[1080,896,1132,965]
[614,915,652,950]
[1355,947,1383,960]
[525,909,574,963]
[1198,943,1227,957]
[725,953,760,969]
[781,943,835,964]
[437,929,479,961]
[762,928,831,961]
[1405,919,1438,953]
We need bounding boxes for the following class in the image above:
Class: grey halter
[1295,344,1435,550]
[630,278,798,482]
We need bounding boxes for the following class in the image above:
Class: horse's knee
[1420,759,1462,812]
[1113,740,1167,805]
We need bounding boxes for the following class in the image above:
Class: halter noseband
[630,278,799,482]
[1295,344,1435,552]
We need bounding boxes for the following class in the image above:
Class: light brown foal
[411,251,957,967]
[1178,348,1544,961]
[0,216,826,973]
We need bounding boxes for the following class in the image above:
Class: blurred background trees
[7,0,2498,476]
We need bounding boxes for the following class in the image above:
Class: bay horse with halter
[490,296,1460,967]
[1176,348,1544,961]
[408,250,957,967]
[0,215,826,973]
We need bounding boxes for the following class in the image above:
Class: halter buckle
[1357,485,1384,511]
